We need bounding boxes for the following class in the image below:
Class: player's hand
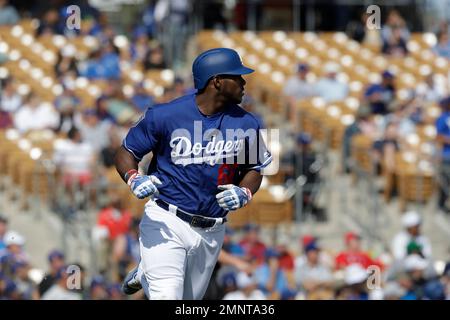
[216,184,252,211]
[127,173,162,199]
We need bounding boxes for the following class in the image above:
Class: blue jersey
[123,94,272,218]
[436,111,450,161]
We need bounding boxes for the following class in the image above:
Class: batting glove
[216,184,252,211]
[127,172,162,199]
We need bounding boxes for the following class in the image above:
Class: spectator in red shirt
[239,224,267,265]
[96,191,132,241]
[335,232,383,270]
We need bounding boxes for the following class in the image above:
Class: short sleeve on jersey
[123,108,159,161]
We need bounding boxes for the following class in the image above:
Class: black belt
[155,199,226,228]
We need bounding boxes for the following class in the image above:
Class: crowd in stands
[3,209,449,300]
[204,215,450,300]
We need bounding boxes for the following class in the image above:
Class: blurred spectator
[283,63,316,125]
[53,126,95,188]
[382,26,408,57]
[140,1,157,38]
[382,281,407,300]
[89,275,109,300]
[253,248,290,298]
[94,81,126,123]
[433,30,450,59]
[0,272,19,299]
[341,105,375,172]
[294,235,336,271]
[111,218,141,280]
[107,283,125,300]
[12,261,39,300]
[130,30,151,64]
[100,40,121,79]
[0,0,18,25]
[280,288,298,300]
[79,49,102,79]
[222,227,245,258]
[403,254,445,300]
[336,264,369,300]
[55,46,79,78]
[41,266,82,300]
[13,92,59,133]
[144,45,167,70]
[54,86,81,133]
[77,109,112,152]
[0,230,28,265]
[364,70,396,115]
[80,40,120,80]
[0,78,22,129]
[131,82,154,112]
[173,77,190,97]
[371,102,416,184]
[442,263,450,299]
[96,191,132,242]
[391,211,432,261]
[88,12,113,40]
[335,232,383,270]
[223,271,266,300]
[38,250,65,296]
[239,224,267,265]
[416,73,447,102]
[282,133,326,221]
[36,9,63,36]
[436,96,450,213]
[155,0,190,69]
[100,130,122,168]
[381,10,410,45]
[283,63,317,100]
[0,78,21,113]
[315,62,348,102]
[0,215,8,250]
[215,271,236,298]
[346,10,381,47]
[294,241,334,298]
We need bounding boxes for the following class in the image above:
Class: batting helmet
[192,48,254,90]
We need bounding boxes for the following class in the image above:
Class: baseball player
[115,48,272,300]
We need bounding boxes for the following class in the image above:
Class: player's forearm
[115,146,139,183]
[238,170,263,195]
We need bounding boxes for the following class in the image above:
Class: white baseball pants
[136,200,225,300]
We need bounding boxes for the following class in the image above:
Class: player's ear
[212,76,221,90]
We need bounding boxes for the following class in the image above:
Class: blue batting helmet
[192,48,254,90]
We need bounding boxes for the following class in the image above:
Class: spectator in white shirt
[41,266,82,300]
[315,62,348,102]
[53,126,96,189]
[294,241,334,295]
[77,109,112,152]
[13,92,59,133]
[391,211,432,261]
[283,63,317,125]
[0,78,21,113]
[283,63,317,100]
[222,272,266,300]
[415,73,447,103]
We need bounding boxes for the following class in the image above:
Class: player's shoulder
[151,94,193,111]
[141,94,194,120]
[227,104,262,128]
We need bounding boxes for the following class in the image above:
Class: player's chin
[233,92,244,104]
